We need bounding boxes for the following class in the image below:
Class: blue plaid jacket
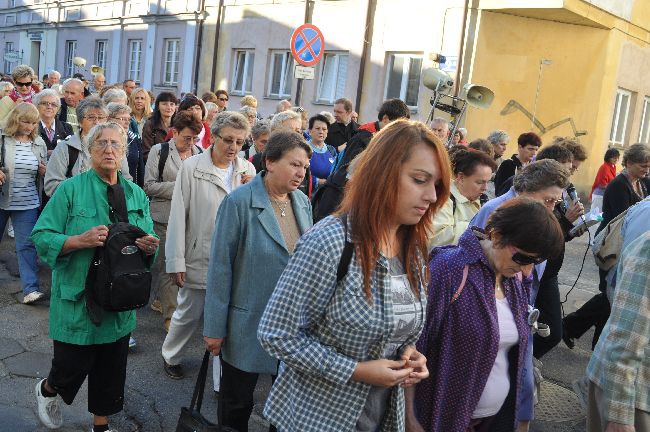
[258,216,427,431]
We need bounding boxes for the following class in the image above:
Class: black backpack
[157,141,203,182]
[311,162,349,223]
[85,183,152,325]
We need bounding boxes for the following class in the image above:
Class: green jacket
[32,169,156,345]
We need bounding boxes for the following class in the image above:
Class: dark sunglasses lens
[512,252,541,266]
[17,82,32,87]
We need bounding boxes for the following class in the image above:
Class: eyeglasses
[179,135,200,144]
[218,97,228,102]
[15,81,32,87]
[542,197,563,206]
[217,135,245,146]
[511,251,545,266]
[39,101,58,108]
[94,140,123,151]
[85,116,108,122]
[110,116,131,123]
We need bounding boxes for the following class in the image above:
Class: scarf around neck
[9,87,37,104]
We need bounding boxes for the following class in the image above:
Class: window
[65,40,77,78]
[127,40,142,82]
[317,52,348,104]
[231,50,254,95]
[163,39,180,86]
[5,14,16,25]
[609,89,632,145]
[66,8,80,21]
[385,53,423,108]
[638,97,650,144]
[95,40,107,71]
[4,42,14,74]
[9,0,16,7]
[267,50,293,98]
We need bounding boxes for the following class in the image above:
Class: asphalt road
[0,225,601,432]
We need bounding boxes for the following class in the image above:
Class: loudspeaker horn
[90,65,104,75]
[463,84,494,109]
[422,67,454,93]
[72,56,86,68]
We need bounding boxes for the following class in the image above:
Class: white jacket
[165,151,256,290]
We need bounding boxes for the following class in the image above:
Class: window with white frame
[385,53,423,108]
[231,50,254,95]
[95,40,107,71]
[9,0,16,7]
[267,50,293,98]
[163,39,180,86]
[127,40,142,82]
[65,40,77,78]
[609,89,632,146]
[317,52,348,104]
[638,97,650,144]
[3,42,15,74]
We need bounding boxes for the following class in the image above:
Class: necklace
[273,199,290,217]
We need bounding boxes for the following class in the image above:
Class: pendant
[281,210,286,217]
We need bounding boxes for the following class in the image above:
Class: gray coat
[44,132,132,197]
[203,173,313,374]
[0,134,47,209]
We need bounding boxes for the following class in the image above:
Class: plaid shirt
[587,231,650,425]
[258,216,427,431]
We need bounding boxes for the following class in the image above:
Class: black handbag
[176,351,233,432]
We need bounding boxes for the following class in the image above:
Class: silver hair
[251,120,271,139]
[275,99,291,113]
[431,117,449,128]
[48,70,61,78]
[319,111,335,125]
[76,97,108,122]
[62,78,84,91]
[32,89,62,109]
[513,159,570,193]
[0,81,14,91]
[210,111,251,137]
[204,101,218,111]
[11,64,35,81]
[239,106,257,116]
[270,110,301,131]
[102,88,128,104]
[622,143,650,166]
[106,102,132,117]
[86,122,127,153]
[487,130,510,145]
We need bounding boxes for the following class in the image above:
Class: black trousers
[220,359,276,432]
[533,275,563,359]
[563,269,611,350]
[47,334,130,416]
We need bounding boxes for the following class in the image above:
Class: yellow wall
[464,9,648,195]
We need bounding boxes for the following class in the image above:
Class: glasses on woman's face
[218,97,228,102]
[511,250,544,266]
[85,115,108,123]
[217,135,245,147]
[179,135,200,144]
[94,139,123,152]
[39,101,58,108]
[111,116,131,124]
[15,81,32,88]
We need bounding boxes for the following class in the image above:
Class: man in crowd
[326,97,358,152]
[123,79,136,97]
[430,117,450,146]
[92,73,106,95]
[48,70,61,87]
[215,89,229,112]
[58,78,86,132]
[275,99,291,114]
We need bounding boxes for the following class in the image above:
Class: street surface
[0,225,600,432]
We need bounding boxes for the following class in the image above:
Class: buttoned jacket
[257,216,427,431]
[0,134,47,209]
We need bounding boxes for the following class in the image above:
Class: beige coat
[143,140,203,224]
[165,151,256,290]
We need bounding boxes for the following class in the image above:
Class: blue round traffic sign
[290,24,325,67]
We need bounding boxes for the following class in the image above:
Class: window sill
[264,95,292,101]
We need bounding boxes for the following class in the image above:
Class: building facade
[0,0,204,94]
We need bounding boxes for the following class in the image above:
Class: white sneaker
[128,336,136,349]
[35,379,63,429]
[7,221,14,238]
[23,291,45,304]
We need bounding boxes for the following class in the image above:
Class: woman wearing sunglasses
[406,197,563,432]
[0,64,38,122]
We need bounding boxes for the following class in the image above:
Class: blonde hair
[240,95,258,108]
[3,102,40,140]
[128,87,152,119]
[11,64,35,82]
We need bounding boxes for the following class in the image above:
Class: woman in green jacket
[31,122,159,432]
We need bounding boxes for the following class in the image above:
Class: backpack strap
[450,264,469,303]
[0,134,5,168]
[450,194,457,216]
[107,183,129,223]
[66,145,79,178]
[336,215,354,283]
[158,142,170,182]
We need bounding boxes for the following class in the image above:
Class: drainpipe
[355,0,376,115]
[193,0,206,94]
[209,0,225,91]
[453,0,470,97]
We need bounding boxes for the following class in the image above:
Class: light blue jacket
[203,173,312,374]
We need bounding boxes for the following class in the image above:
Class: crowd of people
[0,63,648,432]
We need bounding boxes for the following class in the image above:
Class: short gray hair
[77,97,107,122]
[275,99,291,113]
[210,111,251,137]
[270,110,301,131]
[106,102,132,117]
[204,101,218,112]
[62,78,84,91]
[48,70,61,79]
[319,111,335,124]
[251,120,271,139]
[622,143,650,166]
[32,89,62,109]
[487,130,510,145]
[431,117,449,128]
[86,122,127,153]
[102,88,128,104]
[239,106,257,116]
[513,159,570,193]
[0,81,15,92]
[12,64,35,81]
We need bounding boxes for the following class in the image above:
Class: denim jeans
[0,208,40,295]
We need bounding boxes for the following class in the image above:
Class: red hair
[337,120,451,299]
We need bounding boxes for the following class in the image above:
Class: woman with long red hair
[258,120,451,431]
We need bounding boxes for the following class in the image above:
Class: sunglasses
[511,251,545,266]
[218,97,228,102]
[16,81,33,87]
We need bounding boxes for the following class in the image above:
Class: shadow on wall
[500,99,588,142]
